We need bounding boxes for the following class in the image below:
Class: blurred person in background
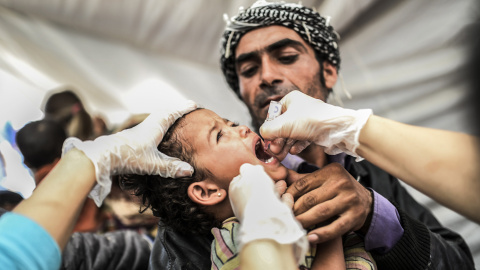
[43,89,94,141]
[0,190,23,212]
[92,115,111,138]
[0,103,195,269]
[16,119,101,233]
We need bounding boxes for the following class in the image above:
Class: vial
[265,101,282,121]
[264,101,282,151]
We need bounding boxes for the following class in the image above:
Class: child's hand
[62,100,197,206]
[274,180,295,209]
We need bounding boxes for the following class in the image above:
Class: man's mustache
[253,86,298,109]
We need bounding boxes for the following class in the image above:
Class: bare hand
[267,138,311,161]
[285,163,373,244]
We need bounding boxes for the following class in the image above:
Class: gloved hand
[260,90,372,161]
[229,163,308,264]
[62,100,197,206]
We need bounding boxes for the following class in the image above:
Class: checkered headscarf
[220,0,341,99]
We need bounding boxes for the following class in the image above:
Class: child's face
[181,109,288,189]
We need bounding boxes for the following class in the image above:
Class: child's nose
[238,125,251,137]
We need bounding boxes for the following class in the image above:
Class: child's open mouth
[255,140,275,164]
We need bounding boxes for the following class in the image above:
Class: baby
[121,108,376,270]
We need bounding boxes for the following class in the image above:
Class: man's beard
[248,72,328,133]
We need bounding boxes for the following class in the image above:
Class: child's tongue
[255,140,274,163]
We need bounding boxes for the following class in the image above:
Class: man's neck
[297,144,328,168]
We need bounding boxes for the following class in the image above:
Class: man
[151,1,474,270]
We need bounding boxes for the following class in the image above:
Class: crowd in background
[0,90,158,265]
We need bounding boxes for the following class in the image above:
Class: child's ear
[188,180,227,206]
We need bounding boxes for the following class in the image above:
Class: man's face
[235,25,328,130]
[181,109,288,190]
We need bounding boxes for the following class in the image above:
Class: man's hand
[266,138,311,162]
[285,163,373,244]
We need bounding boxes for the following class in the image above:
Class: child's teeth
[265,156,274,164]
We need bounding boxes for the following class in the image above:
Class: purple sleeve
[363,189,404,254]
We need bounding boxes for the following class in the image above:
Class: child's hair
[119,109,220,235]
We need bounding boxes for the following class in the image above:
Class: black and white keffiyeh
[220,0,340,99]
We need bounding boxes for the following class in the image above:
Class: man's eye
[240,66,258,78]
[278,55,298,64]
[217,130,223,142]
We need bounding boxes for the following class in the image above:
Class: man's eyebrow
[236,38,307,66]
[266,38,307,53]
[236,51,258,67]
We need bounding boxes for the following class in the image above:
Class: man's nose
[259,58,282,89]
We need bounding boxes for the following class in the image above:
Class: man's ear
[323,61,338,89]
[187,180,227,206]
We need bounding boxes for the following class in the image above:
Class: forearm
[13,148,96,249]
[240,240,297,270]
[311,237,345,270]
[372,208,474,270]
[357,115,480,223]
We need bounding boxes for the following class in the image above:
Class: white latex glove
[229,163,308,264]
[260,90,372,161]
[62,100,197,206]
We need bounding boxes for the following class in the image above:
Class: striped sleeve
[343,232,377,270]
[211,217,241,270]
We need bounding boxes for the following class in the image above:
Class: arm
[285,163,373,243]
[311,237,345,270]
[361,163,475,270]
[261,90,480,224]
[240,240,297,270]
[211,217,298,270]
[286,160,474,269]
[228,164,309,269]
[13,149,95,249]
[0,101,196,269]
[357,115,480,223]
[12,101,197,249]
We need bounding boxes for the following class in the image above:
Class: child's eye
[217,130,223,142]
[231,122,239,127]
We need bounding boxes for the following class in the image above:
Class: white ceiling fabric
[0,0,478,265]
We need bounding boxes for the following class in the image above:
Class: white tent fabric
[0,0,479,265]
